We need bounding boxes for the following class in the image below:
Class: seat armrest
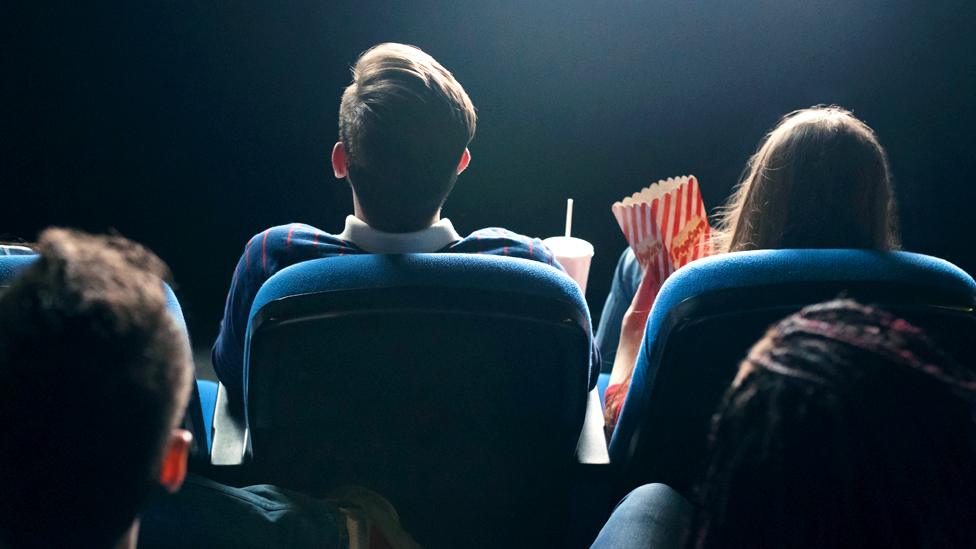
[210,383,248,466]
[576,388,610,464]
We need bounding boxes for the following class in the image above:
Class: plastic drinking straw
[565,198,574,238]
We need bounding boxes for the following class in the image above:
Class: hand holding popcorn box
[604,175,714,435]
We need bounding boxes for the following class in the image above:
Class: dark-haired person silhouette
[0,229,417,549]
[592,300,976,548]
[0,229,197,549]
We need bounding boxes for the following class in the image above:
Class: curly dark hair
[0,228,193,549]
[691,299,976,549]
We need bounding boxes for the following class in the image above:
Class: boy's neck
[352,199,440,234]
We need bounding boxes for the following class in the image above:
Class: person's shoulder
[248,223,328,242]
[237,223,363,277]
[449,227,557,267]
[247,223,353,252]
[463,227,539,243]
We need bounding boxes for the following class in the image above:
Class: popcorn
[612,175,713,300]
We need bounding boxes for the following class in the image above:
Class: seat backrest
[610,249,976,494]
[242,253,593,547]
[0,255,210,461]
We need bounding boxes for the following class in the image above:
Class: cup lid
[542,236,594,257]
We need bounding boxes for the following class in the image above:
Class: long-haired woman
[601,106,900,433]
[592,300,976,548]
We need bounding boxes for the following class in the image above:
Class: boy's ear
[332,141,348,179]
[158,429,192,494]
[456,148,471,175]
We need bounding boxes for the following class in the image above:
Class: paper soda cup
[543,236,595,293]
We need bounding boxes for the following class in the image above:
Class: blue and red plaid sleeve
[212,224,357,398]
[446,228,566,273]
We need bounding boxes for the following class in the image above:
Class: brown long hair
[713,106,900,252]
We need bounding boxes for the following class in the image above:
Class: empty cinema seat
[609,249,976,495]
[209,253,605,548]
[0,254,215,463]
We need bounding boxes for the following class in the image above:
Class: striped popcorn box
[612,175,714,299]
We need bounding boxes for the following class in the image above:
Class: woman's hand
[604,269,660,436]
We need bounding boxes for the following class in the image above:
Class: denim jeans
[590,483,692,549]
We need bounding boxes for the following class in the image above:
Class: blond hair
[713,106,900,252]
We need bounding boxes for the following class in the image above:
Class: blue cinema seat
[195,379,217,452]
[0,255,36,286]
[0,254,216,460]
[210,253,606,548]
[609,249,976,495]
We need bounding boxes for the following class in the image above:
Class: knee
[623,483,677,504]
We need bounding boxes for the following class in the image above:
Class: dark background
[3,1,974,346]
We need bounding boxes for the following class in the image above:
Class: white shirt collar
[336,215,462,253]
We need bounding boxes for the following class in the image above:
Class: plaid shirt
[212,222,582,400]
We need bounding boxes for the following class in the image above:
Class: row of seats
[3,249,974,547]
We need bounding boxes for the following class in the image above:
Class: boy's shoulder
[446,227,559,268]
[237,223,366,279]
[249,222,338,242]
[452,227,542,248]
[247,224,360,254]
[463,227,532,240]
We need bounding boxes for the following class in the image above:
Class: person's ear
[158,429,192,494]
[332,141,348,179]
[456,148,471,175]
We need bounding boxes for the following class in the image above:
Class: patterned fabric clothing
[212,220,573,400]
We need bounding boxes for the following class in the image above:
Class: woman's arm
[595,248,641,372]
[604,271,657,436]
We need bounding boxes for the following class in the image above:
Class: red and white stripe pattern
[612,175,713,301]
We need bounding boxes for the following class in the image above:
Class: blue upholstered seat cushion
[248,253,588,328]
[638,249,975,365]
[611,249,976,459]
[244,253,596,400]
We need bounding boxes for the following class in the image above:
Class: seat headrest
[249,253,588,326]
[651,249,976,321]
